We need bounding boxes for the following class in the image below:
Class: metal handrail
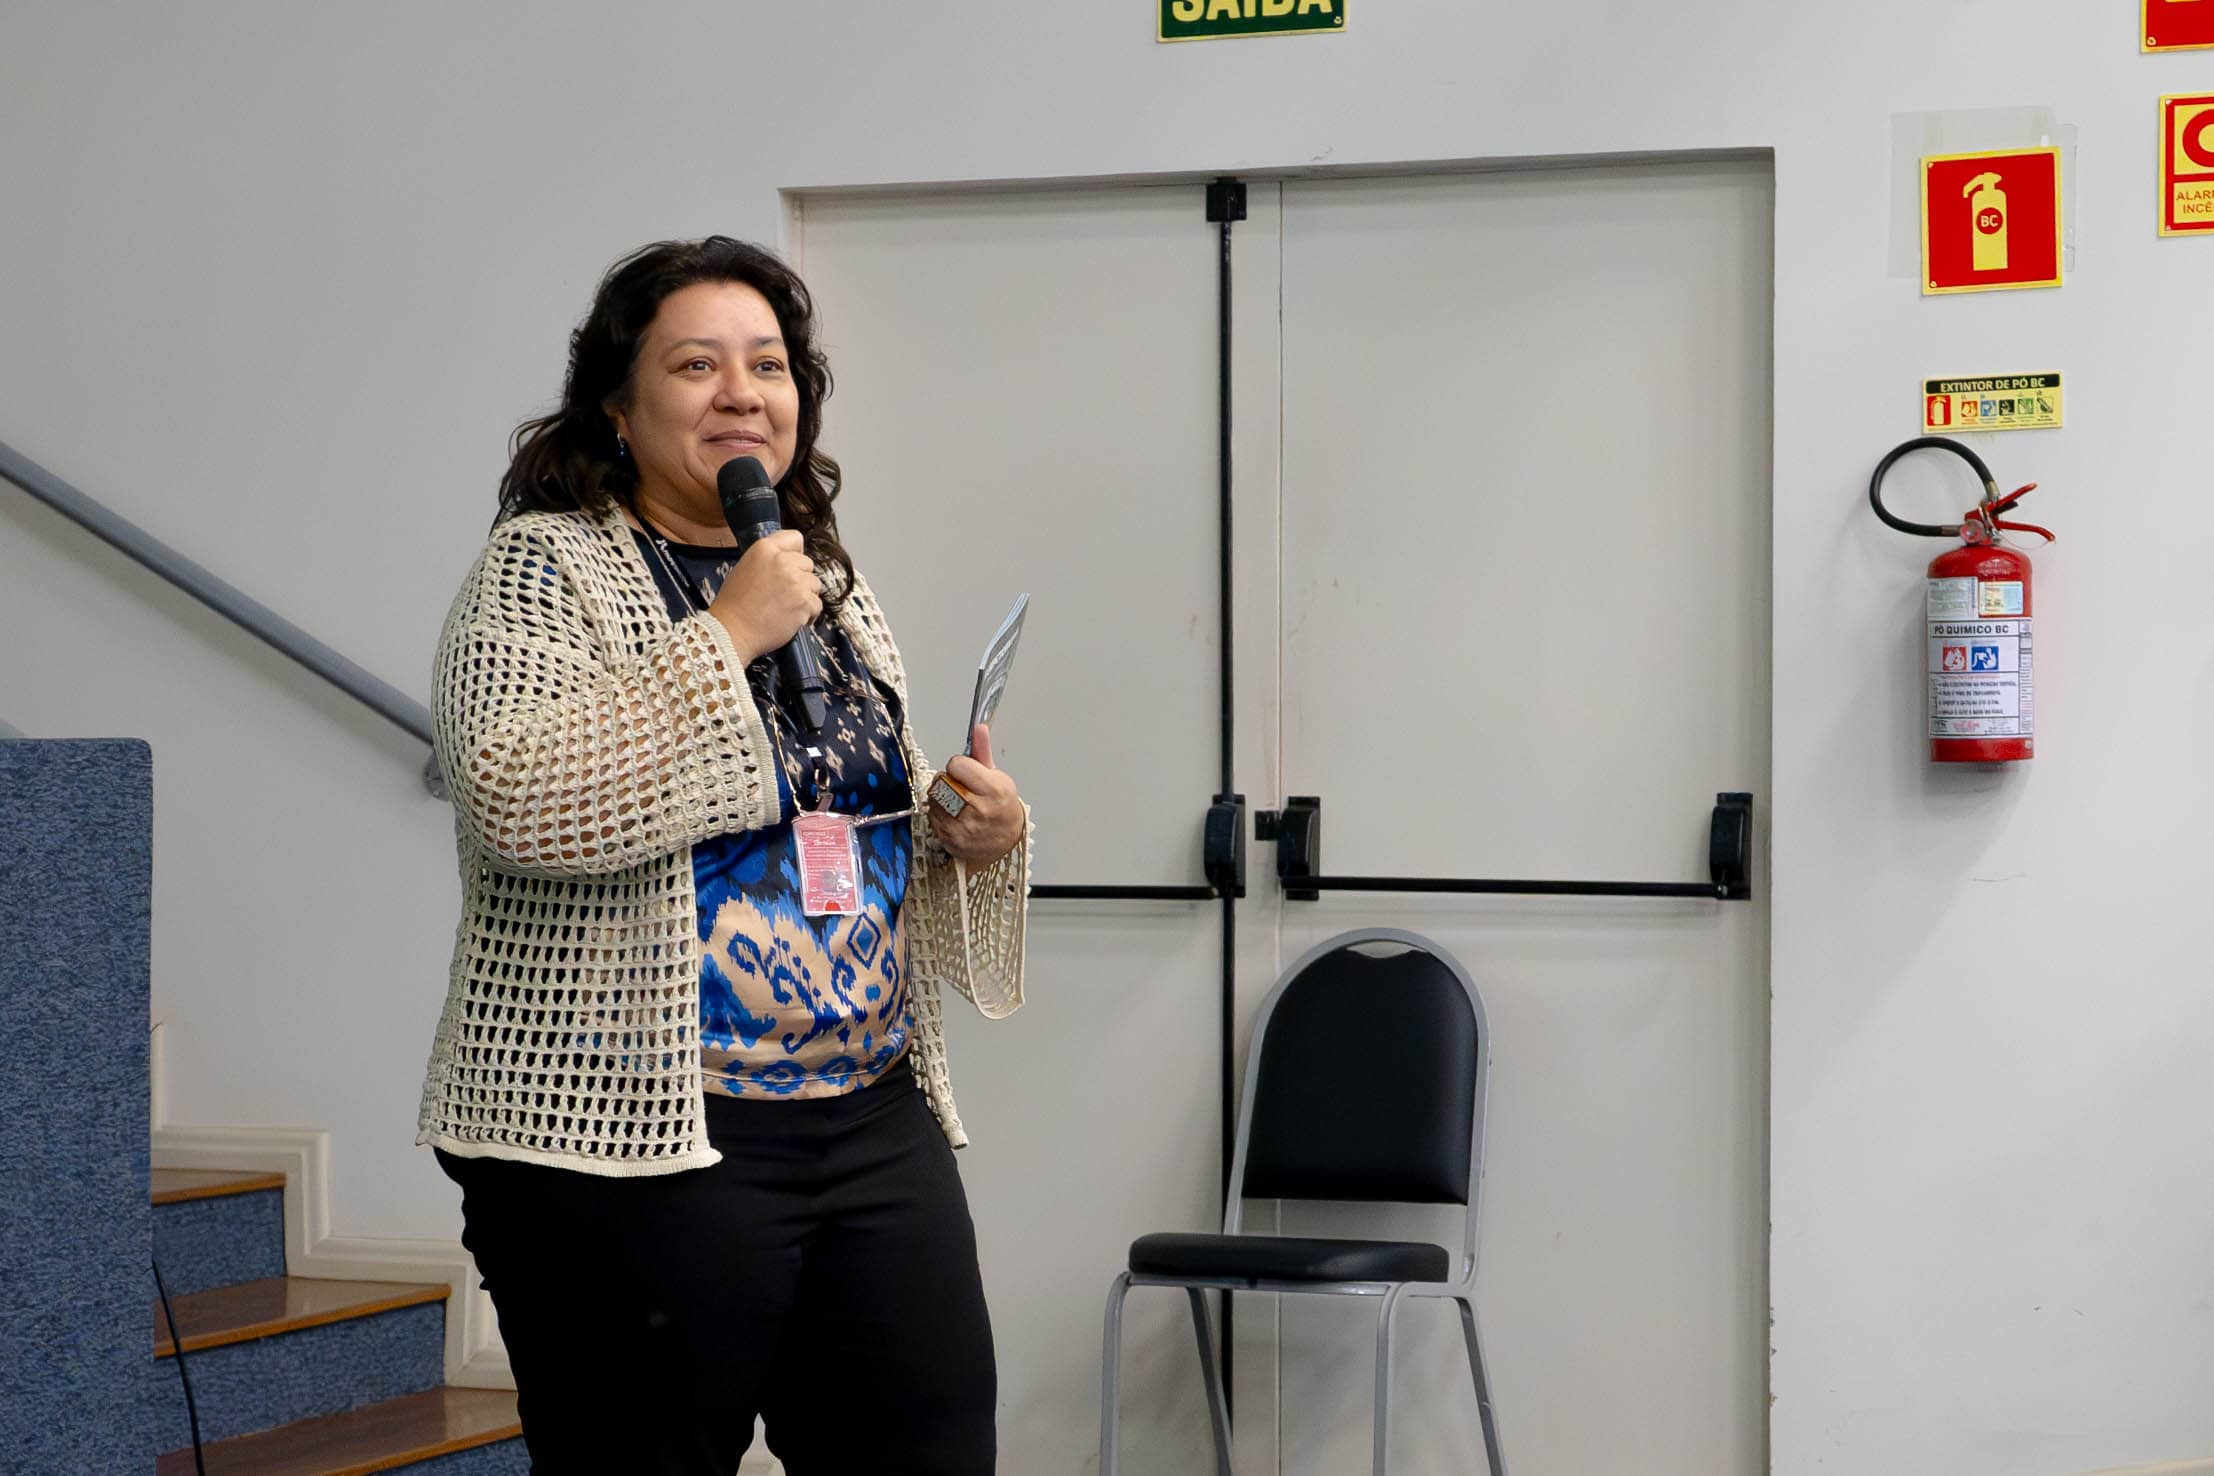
[0,439,443,794]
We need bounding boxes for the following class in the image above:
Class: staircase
[151,1168,526,1474]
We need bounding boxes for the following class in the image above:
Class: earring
[615,434,630,459]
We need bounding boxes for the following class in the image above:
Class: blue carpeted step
[152,1171,286,1298]
[148,1277,447,1450]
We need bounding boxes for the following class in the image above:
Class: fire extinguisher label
[1928,619,2033,736]
[1978,580,2025,616]
[1927,577,1977,620]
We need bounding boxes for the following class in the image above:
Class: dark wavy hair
[496,236,854,608]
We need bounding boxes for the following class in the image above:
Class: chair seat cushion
[1129,1232,1450,1285]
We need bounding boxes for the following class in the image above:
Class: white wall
[5,3,2210,1472]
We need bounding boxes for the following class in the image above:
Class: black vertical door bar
[1205,174,1246,1423]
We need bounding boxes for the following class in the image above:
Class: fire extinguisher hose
[1869,436,2056,545]
[1868,436,2000,538]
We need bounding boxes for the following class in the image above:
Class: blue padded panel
[1,740,154,1471]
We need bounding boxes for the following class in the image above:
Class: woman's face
[614,279,802,511]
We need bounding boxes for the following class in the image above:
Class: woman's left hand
[930,724,1025,866]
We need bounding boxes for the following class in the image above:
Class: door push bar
[1028,794,1248,902]
[1254,793,1755,903]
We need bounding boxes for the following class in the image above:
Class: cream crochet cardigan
[417,501,1031,1175]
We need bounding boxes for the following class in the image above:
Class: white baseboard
[2081,1462,2214,1476]
[149,1026,508,1388]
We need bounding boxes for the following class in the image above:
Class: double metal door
[795,155,1773,1476]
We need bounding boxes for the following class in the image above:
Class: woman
[418,236,1032,1475]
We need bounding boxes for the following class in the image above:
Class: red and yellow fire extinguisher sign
[1869,437,2055,763]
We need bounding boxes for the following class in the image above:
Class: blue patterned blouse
[632,528,914,1100]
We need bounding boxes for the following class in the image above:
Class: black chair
[1098,927,1506,1476]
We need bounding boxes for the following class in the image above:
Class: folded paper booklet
[929,593,1029,819]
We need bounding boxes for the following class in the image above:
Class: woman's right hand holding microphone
[711,529,821,663]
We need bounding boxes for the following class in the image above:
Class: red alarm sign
[2164,93,2214,235]
[1922,148,2063,295]
[2145,0,2214,52]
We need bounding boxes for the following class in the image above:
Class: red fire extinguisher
[1869,437,2055,763]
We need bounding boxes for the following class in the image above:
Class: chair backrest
[1234,929,1487,1217]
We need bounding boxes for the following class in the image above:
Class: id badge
[792,811,862,917]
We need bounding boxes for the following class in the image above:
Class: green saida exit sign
[1159,0,1344,42]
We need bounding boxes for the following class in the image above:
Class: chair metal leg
[1100,1272,1133,1476]
[1373,1284,1410,1476]
[1455,1295,1507,1476]
[1184,1288,1235,1476]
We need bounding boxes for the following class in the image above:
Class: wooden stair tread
[155,1276,449,1358]
[153,1168,287,1205]
[155,1386,521,1476]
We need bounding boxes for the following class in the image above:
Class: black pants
[437,1059,997,1475]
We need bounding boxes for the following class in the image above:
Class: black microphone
[717,455,829,734]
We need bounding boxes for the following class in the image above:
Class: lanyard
[635,518,725,616]
[634,516,834,804]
